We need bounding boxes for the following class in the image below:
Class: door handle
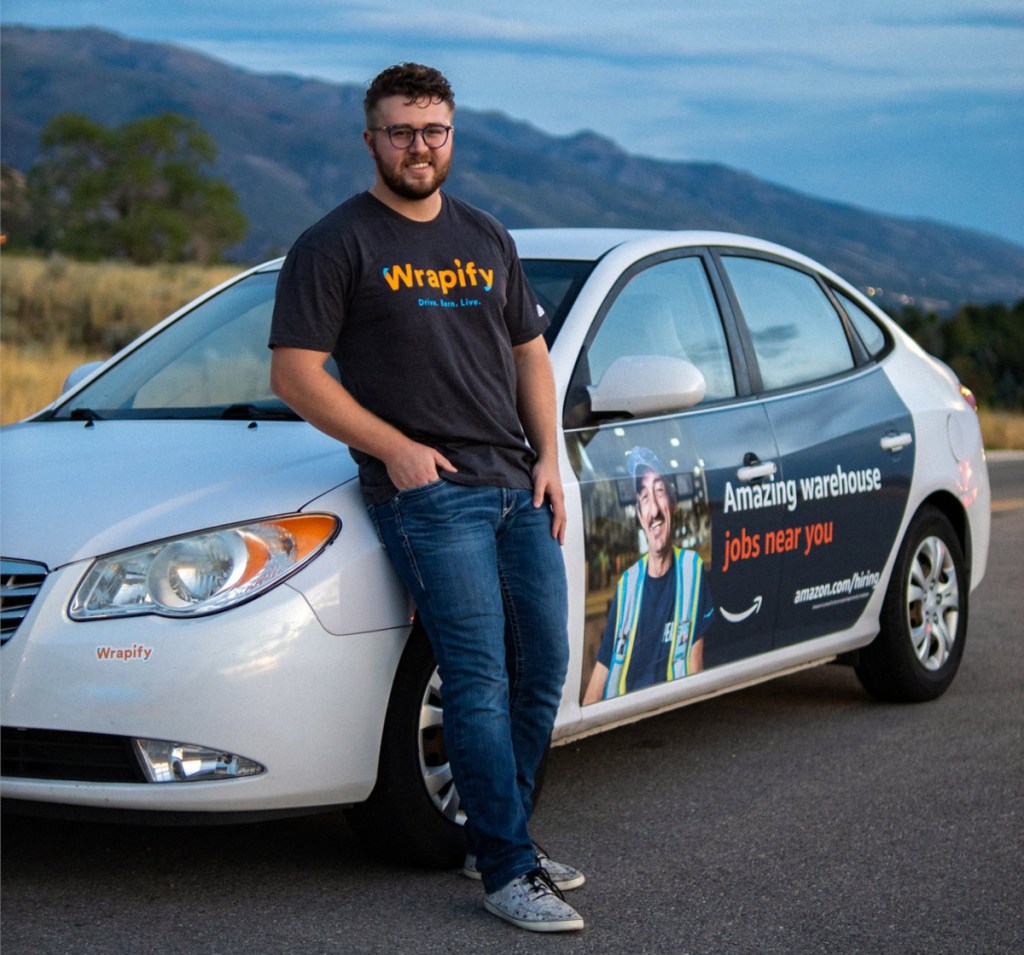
[737,459,778,482]
[880,432,913,453]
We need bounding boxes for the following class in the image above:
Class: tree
[894,301,1024,410]
[26,112,247,264]
[0,164,36,242]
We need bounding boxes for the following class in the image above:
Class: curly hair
[364,63,455,124]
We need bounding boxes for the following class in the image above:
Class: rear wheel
[345,626,466,867]
[856,506,967,702]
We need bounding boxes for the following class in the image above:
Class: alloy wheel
[906,534,960,671]
[417,669,465,825]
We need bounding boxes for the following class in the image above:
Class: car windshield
[48,270,289,421]
[46,259,593,421]
[523,259,594,344]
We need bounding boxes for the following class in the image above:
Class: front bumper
[1,562,408,813]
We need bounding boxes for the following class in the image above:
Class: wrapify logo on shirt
[382,259,494,296]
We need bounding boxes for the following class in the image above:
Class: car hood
[0,420,357,569]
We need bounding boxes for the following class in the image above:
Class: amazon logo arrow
[720,596,763,623]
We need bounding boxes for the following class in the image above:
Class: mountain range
[3,24,1023,312]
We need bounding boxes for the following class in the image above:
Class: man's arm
[583,662,610,704]
[512,334,566,543]
[687,637,704,674]
[270,346,455,490]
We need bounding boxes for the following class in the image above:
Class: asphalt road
[3,456,1022,955]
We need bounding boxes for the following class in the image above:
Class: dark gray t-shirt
[269,191,548,503]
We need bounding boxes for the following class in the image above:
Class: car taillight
[959,384,978,412]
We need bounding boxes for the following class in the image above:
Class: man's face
[366,94,453,201]
[637,470,673,558]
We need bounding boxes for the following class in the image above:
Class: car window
[834,289,888,358]
[722,256,855,391]
[582,256,735,402]
[53,271,316,420]
[522,259,595,345]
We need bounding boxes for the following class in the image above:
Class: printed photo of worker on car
[582,446,714,704]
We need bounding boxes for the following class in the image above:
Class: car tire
[344,625,467,867]
[855,506,967,702]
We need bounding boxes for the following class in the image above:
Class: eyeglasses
[369,124,453,150]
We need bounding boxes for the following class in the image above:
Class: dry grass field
[976,408,1024,451]
[1,341,106,422]
[2,253,1022,448]
[2,253,238,349]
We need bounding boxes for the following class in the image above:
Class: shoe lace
[524,866,566,902]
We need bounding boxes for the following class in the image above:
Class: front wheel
[856,506,967,702]
[344,626,467,867]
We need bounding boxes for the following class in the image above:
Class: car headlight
[69,514,339,620]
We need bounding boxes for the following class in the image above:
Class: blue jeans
[370,481,569,893]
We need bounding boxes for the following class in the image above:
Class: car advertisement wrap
[569,367,915,705]
[759,368,916,649]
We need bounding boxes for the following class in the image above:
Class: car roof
[510,227,807,263]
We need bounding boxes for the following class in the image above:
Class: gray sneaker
[463,843,586,891]
[483,868,585,933]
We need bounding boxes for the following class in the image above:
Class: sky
[4,1,1023,245]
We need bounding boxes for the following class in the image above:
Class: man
[584,447,714,703]
[268,63,584,933]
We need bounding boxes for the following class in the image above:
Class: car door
[564,250,785,707]
[714,252,915,649]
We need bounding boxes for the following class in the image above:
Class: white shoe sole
[548,870,586,891]
[483,899,585,933]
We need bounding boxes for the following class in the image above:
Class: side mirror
[587,355,706,418]
[62,361,105,394]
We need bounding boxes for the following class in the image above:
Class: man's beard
[374,150,451,200]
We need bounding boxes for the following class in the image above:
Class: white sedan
[0,230,990,864]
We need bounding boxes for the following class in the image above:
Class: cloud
[880,10,1024,30]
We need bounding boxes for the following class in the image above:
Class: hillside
[3,24,1023,311]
